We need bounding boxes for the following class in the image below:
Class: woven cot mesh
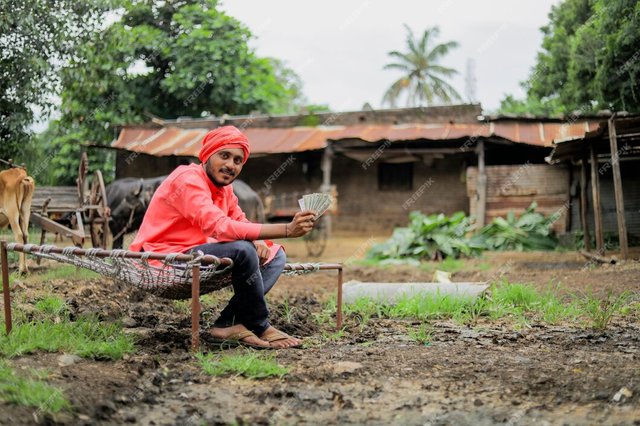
[9,244,323,300]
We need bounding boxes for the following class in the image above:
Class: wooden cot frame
[1,241,343,350]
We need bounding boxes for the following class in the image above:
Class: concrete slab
[342,280,489,304]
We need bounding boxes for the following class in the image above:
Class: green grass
[536,290,581,325]
[407,323,433,345]
[341,282,636,330]
[439,257,464,273]
[344,297,388,330]
[0,228,42,242]
[321,327,347,342]
[1,295,134,360]
[312,296,337,326]
[391,293,474,321]
[9,264,99,286]
[0,229,43,264]
[581,291,631,330]
[476,262,492,271]
[33,265,97,281]
[455,296,490,325]
[197,352,288,379]
[280,293,296,323]
[0,317,135,359]
[0,362,70,413]
[492,283,539,309]
[34,295,69,318]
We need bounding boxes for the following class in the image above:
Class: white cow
[0,167,35,273]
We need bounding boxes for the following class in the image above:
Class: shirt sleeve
[171,172,262,241]
[226,189,251,223]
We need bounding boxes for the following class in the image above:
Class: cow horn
[134,179,143,196]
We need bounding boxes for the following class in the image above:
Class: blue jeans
[188,241,286,335]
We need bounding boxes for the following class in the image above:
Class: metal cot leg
[337,267,343,329]
[1,241,13,334]
[191,265,201,351]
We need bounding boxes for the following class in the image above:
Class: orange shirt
[130,164,279,262]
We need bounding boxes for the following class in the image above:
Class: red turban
[198,126,250,164]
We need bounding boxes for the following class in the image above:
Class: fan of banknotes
[298,193,333,218]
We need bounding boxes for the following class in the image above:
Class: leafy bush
[367,211,484,261]
[367,203,560,262]
[477,202,557,251]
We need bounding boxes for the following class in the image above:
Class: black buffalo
[106,175,265,249]
[231,179,266,225]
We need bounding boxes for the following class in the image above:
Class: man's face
[204,148,245,187]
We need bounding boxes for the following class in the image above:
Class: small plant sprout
[582,291,630,330]
[281,292,296,323]
[322,327,346,342]
[408,323,434,345]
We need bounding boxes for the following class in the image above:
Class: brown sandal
[209,329,270,350]
[261,330,302,348]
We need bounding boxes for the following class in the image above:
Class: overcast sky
[221,0,561,113]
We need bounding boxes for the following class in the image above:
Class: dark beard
[204,164,233,187]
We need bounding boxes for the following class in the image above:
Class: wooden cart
[29,153,110,249]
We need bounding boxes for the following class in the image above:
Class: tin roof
[113,120,601,157]
[547,115,640,163]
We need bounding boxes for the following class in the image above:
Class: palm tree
[383,25,461,107]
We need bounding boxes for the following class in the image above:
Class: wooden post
[336,267,343,329]
[1,241,12,335]
[321,145,333,193]
[608,117,629,260]
[476,139,487,228]
[191,265,201,351]
[589,142,604,253]
[580,156,591,251]
[566,167,573,232]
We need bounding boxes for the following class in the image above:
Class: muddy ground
[1,235,639,425]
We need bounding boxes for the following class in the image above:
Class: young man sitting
[130,126,316,349]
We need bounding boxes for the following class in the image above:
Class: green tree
[48,0,305,184]
[382,25,461,108]
[500,0,640,115]
[0,0,111,163]
[268,57,307,114]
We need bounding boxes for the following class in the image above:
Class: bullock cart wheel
[304,215,329,257]
[88,171,110,249]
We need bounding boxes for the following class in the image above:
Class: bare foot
[209,324,269,348]
[260,326,302,349]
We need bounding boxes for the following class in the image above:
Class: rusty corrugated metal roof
[547,115,640,163]
[112,121,601,157]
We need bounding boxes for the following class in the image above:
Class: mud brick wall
[467,164,570,234]
[331,155,469,234]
